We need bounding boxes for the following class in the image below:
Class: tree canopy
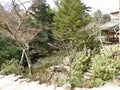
[53,0,91,49]
[29,0,55,29]
[92,9,111,24]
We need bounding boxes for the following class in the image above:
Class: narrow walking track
[0,74,120,90]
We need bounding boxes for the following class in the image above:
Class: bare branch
[12,0,22,19]
[0,0,33,75]
[18,0,27,12]
[18,0,31,14]
[19,0,30,11]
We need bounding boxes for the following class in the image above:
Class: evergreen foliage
[71,55,91,87]
[29,0,55,41]
[27,0,55,59]
[24,17,40,28]
[0,38,21,66]
[53,0,91,49]
[0,58,19,75]
[29,0,55,27]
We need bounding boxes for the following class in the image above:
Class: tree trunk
[0,0,33,76]
[13,33,33,76]
[24,50,33,76]
[0,23,33,76]
[19,49,25,75]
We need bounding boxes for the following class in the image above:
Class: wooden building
[100,21,119,44]
[100,11,119,44]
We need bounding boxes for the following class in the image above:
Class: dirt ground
[0,74,120,90]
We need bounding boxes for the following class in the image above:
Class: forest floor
[0,74,120,90]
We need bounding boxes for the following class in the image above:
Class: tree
[92,10,111,48]
[0,0,34,75]
[53,0,92,87]
[101,14,111,24]
[28,0,55,57]
[92,9,111,25]
[53,0,91,50]
[29,0,55,30]
[29,0,55,40]
[92,9,102,25]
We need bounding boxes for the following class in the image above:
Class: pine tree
[29,0,55,41]
[27,0,55,58]
[53,0,91,49]
[29,0,55,29]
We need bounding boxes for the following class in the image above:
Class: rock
[62,83,71,90]
[63,56,71,66]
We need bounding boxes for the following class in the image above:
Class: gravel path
[0,74,120,90]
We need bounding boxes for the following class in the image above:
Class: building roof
[100,21,118,31]
[110,14,119,20]
[110,11,119,14]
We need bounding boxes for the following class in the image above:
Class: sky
[81,0,119,13]
[46,0,119,13]
[0,0,119,14]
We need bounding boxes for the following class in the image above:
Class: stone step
[83,74,91,80]
[87,69,93,73]
[84,72,93,76]
[83,69,93,80]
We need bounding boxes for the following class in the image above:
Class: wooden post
[119,0,120,49]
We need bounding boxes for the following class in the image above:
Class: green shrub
[0,58,19,75]
[84,78,106,88]
[71,55,91,87]
[71,52,120,87]
[91,55,120,85]
[0,38,21,65]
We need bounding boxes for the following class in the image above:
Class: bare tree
[0,0,41,75]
